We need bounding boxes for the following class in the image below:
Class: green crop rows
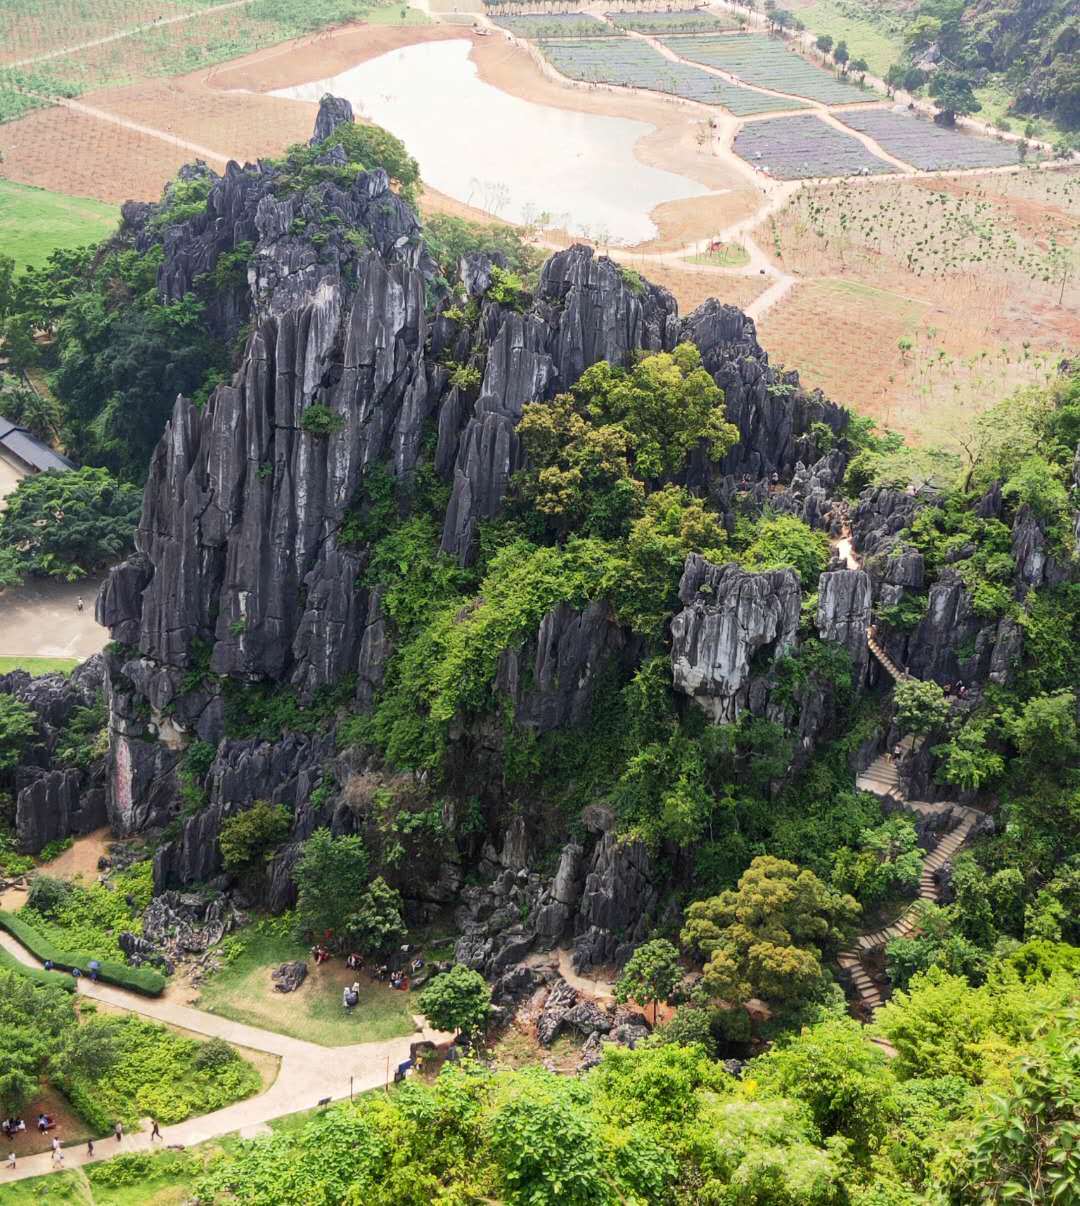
[537,37,807,116]
[734,114,893,179]
[662,33,866,105]
[606,9,742,34]
[491,12,615,37]
[837,110,1022,171]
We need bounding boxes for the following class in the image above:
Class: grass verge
[0,656,80,677]
[0,912,166,996]
[0,939,76,990]
[0,181,117,272]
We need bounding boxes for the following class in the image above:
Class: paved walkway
[0,931,451,1186]
[835,539,983,1013]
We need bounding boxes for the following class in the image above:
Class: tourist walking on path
[87,1138,94,1157]
[151,1120,162,1141]
[114,1121,123,1143]
[5,1153,14,1170]
[51,1137,62,1166]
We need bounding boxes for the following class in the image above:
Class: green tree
[834,40,850,72]
[218,801,291,876]
[293,829,370,944]
[893,678,950,735]
[0,466,141,582]
[929,69,982,126]
[614,938,682,1024]
[0,374,60,442]
[515,344,738,539]
[417,965,492,1037]
[0,968,76,1114]
[935,1010,1080,1203]
[346,875,406,955]
[681,856,859,1006]
[0,695,36,775]
[751,1017,895,1158]
[1008,690,1078,772]
[55,1016,122,1081]
[815,33,834,56]
[321,122,422,207]
[740,514,829,586]
[488,1067,615,1205]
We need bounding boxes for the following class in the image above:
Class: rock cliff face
[87,95,978,954]
[671,556,801,722]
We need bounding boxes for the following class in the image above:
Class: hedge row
[0,939,75,991]
[0,912,166,996]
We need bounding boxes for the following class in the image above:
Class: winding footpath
[837,537,984,1014]
[0,930,450,1187]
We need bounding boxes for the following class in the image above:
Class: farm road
[0,928,451,1187]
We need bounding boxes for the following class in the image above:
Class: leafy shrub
[0,911,166,995]
[218,801,291,875]
[61,1015,259,1130]
[194,1037,240,1072]
[301,403,344,437]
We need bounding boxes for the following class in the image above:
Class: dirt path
[0,927,452,1186]
[0,576,107,660]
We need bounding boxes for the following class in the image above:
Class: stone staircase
[831,532,985,1014]
[840,746,983,1013]
[867,625,908,683]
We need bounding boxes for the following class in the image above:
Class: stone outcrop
[0,658,108,854]
[671,556,801,722]
[681,302,847,483]
[817,570,872,682]
[496,602,638,733]
[272,961,308,992]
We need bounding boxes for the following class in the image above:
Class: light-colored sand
[0,575,108,660]
[0,450,26,506]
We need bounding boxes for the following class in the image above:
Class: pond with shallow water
[272,39,709,245]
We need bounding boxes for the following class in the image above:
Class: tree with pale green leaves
[614,938,682,1024]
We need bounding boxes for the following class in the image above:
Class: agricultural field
[838,109,1023,171]
[0,0,421,122]
[606,9,742,33]
[758,168,1079,440]
[537,37,807,116]
[758,278,1062,445]
[734,114,892,179]
[0,179,117,270]
[490,12,614,37]
[662,33,867,105]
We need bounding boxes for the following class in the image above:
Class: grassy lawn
[0,181,117,273]
[196,930,419,1047]
[788,0,902,78]
[365,4,430,24]
[0,656,80,677]
[685,244,751,269]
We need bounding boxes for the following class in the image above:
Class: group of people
[310,944,331,965]
[40,959,101,981]
[943,681,971,700]
[3,1117,164,1173]
[342,981,361,1009]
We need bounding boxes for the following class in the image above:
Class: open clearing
[196,930,420,1048]
[490,12,613,37]
[0,179,117,270]
[662,32,866,105]
[757,168,1079,441]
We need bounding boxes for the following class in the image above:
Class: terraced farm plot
[490,12,615,37]
[537,38,807,115]
[734,114,891,178]
[606,9,742,33]
[662,33,866,104]
[837,109,1022,171]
